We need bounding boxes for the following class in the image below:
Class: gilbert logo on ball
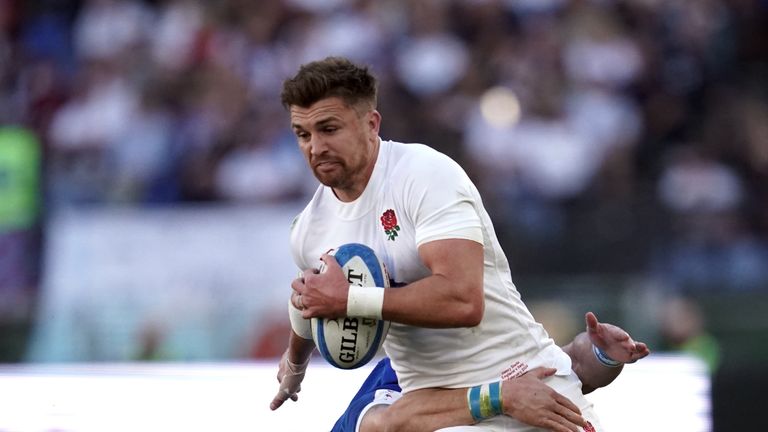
[311,243,390,369]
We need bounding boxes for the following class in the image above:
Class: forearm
[270,329,316,411]
[380,388,474,432]
[382,275,483,328]
[377,373,585,432]
[297,239,484,327]
[380,239,484,328]
[563,331,623,394]
[286,329,316,364]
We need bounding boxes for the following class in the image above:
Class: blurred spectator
[1,1,766,366]
[0,126,40,318]
[212,110,311,203]
[653,146,768,292]
[74,0,152,62]
[109,83,176,203]
[1,0,767,373]
[133,320,171,361]
[150,0,204,72]
[658,145,743,214]
[393,1,469,97]
[659,296,721,373]
[563,3,644,89]
[47,59,138,204]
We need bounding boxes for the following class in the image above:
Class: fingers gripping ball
[311,243,390,369]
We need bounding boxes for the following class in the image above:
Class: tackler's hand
[586,312,650,364]
[503,367,588,432]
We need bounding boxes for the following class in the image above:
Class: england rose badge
[380,209,400,241]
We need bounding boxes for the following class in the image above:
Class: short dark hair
[280,56,378,111]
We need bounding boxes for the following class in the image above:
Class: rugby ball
[311,243,390,369]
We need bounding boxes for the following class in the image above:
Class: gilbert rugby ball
[312,243,390,369]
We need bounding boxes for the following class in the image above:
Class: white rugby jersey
[290,139,572,392]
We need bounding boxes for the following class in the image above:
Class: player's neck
[333,137,380,203]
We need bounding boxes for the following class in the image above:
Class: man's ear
[368,110,382,135]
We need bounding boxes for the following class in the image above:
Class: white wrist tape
[346,285,384,319]
[288,297,313,340]
[286,355,310,374]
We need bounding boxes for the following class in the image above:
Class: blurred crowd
[1,0,767,296]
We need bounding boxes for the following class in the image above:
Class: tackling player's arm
[373,368,586,432]
[296,238,484,328]
[562,312,650,393]
[357,313,650,432]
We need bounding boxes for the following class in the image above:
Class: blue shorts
[331,357,401,432]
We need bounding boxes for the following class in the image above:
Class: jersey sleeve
[404,150,484,247]
[288,210,310,270]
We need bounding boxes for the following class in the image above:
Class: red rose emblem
[381,209,397,230]
[583,421,596,432]
[380,209,400,241]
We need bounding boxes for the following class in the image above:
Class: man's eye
[323,127,337,133]
[296,132,310,140]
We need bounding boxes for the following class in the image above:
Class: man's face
[290,97,380,194]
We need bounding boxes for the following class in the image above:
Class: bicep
[418,239,484,299]
[381,239,484,327]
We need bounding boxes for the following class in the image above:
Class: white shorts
[436,372,605,432]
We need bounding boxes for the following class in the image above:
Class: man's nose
[309,135,328,155]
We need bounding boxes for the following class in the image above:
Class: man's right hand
[586,312,650,364]
[502,367,588,432]
[292,254,350,320]
[270,350,310,410]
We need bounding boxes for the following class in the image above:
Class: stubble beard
[312,160,350,190]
